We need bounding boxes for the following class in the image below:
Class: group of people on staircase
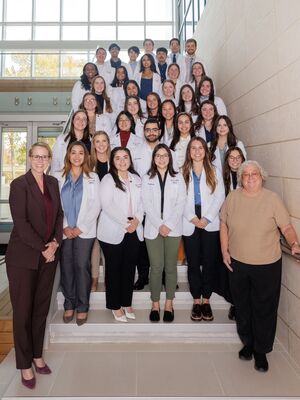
[5,36,300,389]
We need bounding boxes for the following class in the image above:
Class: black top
[95,93,104,112]
[204,128,214,144]
[231,170,238,190]
[158,63,167,83]
[157,171,168,217]
[96,160,109,181]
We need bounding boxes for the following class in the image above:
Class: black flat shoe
[228,304,236,320]
[163,309,174,322]
[254,352,269,372]
[149,309,160,322]
[238,345,253,361]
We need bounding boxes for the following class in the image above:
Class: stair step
[49,309,237,343]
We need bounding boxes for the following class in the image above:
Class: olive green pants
[145,235,181,302]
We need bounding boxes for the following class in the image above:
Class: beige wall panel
[275,0,300,34]
[283,178,300,218]
[276,316,290,350]
[278,59,300,105]
[280,140,300,179]
[277,21,300,69]
[278,285,289,323]
[289,329,300,367]
[288,290,300,338]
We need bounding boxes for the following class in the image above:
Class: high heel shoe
[112,310,127,322]
[21,371,36,389]
[123,307,136,320]
[33,360,52,374]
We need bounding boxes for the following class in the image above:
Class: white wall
[194,0,300,364]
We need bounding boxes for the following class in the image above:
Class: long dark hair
[116,111,136,134]
[111,66,129,88]
[177,84,199,116]
[79,92,101,114]
[194,100,219,132]
[139,53,158,73]
[146,92,162,119]
[198,75,215,102]
[109,147,139,192]
[123,80,141,97]
[191,62,206,83]
[63,141,91,178]
[148,143,177,179]
[223,147,246,196]
[160,99,177,139]
[170,112,195,151]
[80,63,98,90]
[65,110,90,144]
[182,137,216,193]
[210,115,238,161]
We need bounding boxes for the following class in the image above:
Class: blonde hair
[90,131,111,170]
[29,142,52,158]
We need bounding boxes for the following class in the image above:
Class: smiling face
[73,112,88,131]
[242,164,263,193]
[170,39,180,53]
[69,144,85,168]
[83,94,97,112]
[118,114,131,132]
[228,150,243,172]
[142,55,151,69]
[177,114,191,136]
[30,146,50,175]
[200,80,211,97]
[168,65,180,80]
[181,86,193,102]
[96,49,106,64]
[116,67,126,81]
[147,94,158,110]
[192,63,204,78]
[200,104,215,121]
[84,64,97,81]
[144,40,154,53]
[127,98,139,116]
[129,49,138,62]
[109,46,119,59]
[163,82,175,98]
[154,148,170,171]
[216,117,229,137]
[93,134,109,155]
[144,122,160,143]
[190,140,205,163]
[93,77,105,94]
[156,51,167,64]
[185,41,197,56]
[126,82,138,96]
[162,102,175,120]
[113,149,131,173]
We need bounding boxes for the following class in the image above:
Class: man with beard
[184,38,208,83]
[132,118,178,290]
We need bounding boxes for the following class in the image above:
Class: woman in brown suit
[5,142,63,389]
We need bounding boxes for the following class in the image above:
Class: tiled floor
[1,341,300,399]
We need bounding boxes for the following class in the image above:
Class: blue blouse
[192,169,201,205]
[140,78,153,101]
[61,173,83,228]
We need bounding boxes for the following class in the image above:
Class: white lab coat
[54,172,101,239]
[97,173,144,244]
[183,167,225,235]
[110,132,143,155]
[167,53,186,81]
[142,172,186,239]
[50,133,69,174]
[133,72,162,97]
[71,81,90,111]
[212,140,247,172]
[96,114,113,136]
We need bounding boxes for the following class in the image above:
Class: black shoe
[191,304,202,321]
[201,303,214,321]
[228,304,236,320]
[163,309,174,322]
[133,279,148,290]
[149,309,160,322]
[254,352,269,372]
[238,345,253,361]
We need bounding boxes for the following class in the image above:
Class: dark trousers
[183,228,220,299]
[6,258,56,369]
[229,258,282,354]
[60,237,94,313]
[136,218,150,282]
[100,232,140,310]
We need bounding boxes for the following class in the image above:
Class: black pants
[7,257,56,369]
[100,232,140,310]
[60,237,95,313]
[183,228,220,299]
[229,258,282,354]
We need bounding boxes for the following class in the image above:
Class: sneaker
[191,304,202,321]
[254,352,269,372]
[201,302,214,321]
[238,345,253,361]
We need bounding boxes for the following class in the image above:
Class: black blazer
[5,170,63,270]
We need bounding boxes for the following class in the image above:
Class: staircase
[49,265,238,344]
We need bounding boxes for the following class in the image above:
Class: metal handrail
[0,256,5,266]
[281,237,300,262]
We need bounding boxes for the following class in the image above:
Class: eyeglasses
[229,155,242,161]
[155,154,169,159]
[84,98,96,102]
[31,155,49,161]
[145,128,159,133]
[242,172,260,179]
[119,118,130,123]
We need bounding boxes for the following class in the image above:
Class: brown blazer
[5,170,63,270]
